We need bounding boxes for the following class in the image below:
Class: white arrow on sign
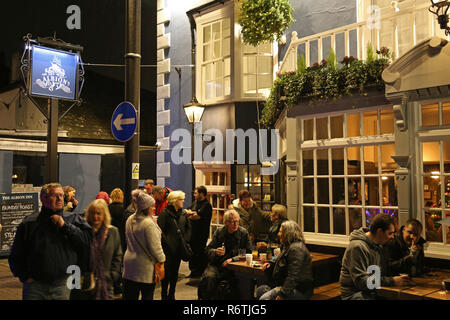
[113,113,136,131]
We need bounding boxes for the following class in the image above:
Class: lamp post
[429,0,450,35]
[183,97,205,199]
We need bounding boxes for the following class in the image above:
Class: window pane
[363,111,378,136]
[224,77,231,96]
[203,25,211,43]
[213,40,221,59]
[257,75,273,90]
[445,176,450,209]
[303,119,313,141]
[223,38,230,56]
[349,178,362,204]
[244,75,256,93]
[422,142,440,172]
[259,42,272,54]
[243,43,257,54]
[330,116,343,138]
[333,207,346,235]
[318,207,330,234]
[380,109,394,134]
[444,140,450,173]
[382,176,397,206]
[215,60,223,78]
[364,145,378,174]
[236,165,247,183]
[222,19,230,37]
[332,148,344,175]
[332,178,345,204]
[203,44,211,61]
[224,58,230,76]
[317,178,329,204]
[347,113,360,137]
[443,102,450,125]
[302,150,314,176]
[421,103,439,126]
[347,147,361,175]
[303,206,315,232]
[303,179,314,203]
[212,22,221,40]
[365,208,381,228]
[257,56,272,74]
[365,177,379,206]
[349,208,362,231]
[316,117,328,139]
[423,176,441,208]
[424,210,443,242]
[215,78,223,97]
[205,81,213,99]
[246,56,256,74]
[317,149,328,175]
[381,144,396,172]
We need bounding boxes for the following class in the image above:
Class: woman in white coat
[122,192,165,300]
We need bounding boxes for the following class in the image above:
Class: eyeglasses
[48,193,64,199]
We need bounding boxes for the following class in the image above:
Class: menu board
[0,193,38,256]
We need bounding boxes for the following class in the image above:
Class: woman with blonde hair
[84,199,123,300]
[109,188,126,251]
[123,192,165,300]
[157,190,191,300]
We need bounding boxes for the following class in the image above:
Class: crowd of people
[7,181,430,301]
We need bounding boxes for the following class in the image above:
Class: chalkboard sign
[0,193,39,256]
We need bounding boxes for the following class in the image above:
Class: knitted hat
[131,189,143,201]
[96,191,111,204]
[136,192,155,213]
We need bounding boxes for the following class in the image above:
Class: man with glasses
[9,183,93,300]
[384,219,426,276]
[198,210,252,300]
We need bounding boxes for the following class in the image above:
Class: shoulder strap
[130,218,156,262]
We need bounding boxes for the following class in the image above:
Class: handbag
[172,215,192,262]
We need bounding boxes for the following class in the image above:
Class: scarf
[90,224,109,300]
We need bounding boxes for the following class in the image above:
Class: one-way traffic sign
[111,102,137,142]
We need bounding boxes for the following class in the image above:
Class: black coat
[189,198,212,242]
[9,206,93,283]
[384,226,425,276]
[157,205,191,259]
[108,202,126,251]
[266,241,314,298]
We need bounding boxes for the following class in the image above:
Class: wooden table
[226,252,339,299]
[377,269,450,300]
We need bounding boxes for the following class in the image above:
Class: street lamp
[183,97,205,199]
[429,0,450,35]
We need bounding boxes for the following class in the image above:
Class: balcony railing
[279,2,448,74]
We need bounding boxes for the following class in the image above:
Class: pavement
[0,258,200,300]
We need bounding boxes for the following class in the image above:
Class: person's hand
[261,263,271,271]
[50,215,65,228]
[188,212,200,220]
[216,247,225,256]
[222,258,232,267]
[275,295,284,300]
[393,274,410,286]
[72,198,78,206]
[256,242,267,251]
[154,262,165,284]
[67,202,73,208]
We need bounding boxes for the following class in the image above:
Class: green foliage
[366,43,376,64]
[260,45,392,128]
[238,0,295,47]
[297,54,306,74]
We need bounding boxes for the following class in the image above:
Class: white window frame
[414,99,450,259]
[297,105,398,246]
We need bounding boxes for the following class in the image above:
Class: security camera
[155,141,162,150]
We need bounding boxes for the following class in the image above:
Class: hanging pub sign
[28,45,80,100]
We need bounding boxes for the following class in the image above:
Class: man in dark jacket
[384,219,425,276]
[187,186,212,278]
[9,182,93,300]
[198,210,252,300]
[339,213,410,300]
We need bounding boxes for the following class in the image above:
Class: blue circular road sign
[111,101,137,142]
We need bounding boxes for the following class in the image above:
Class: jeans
[22,279,71,300]
[161,255,181,300]
[256,285,313,300]
[122,279,155,300]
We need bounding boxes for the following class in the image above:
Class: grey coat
[101,226,123,298]
[339,228,395,299]
[123,213,166,284]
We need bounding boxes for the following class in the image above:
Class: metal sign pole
[46,98,59,183]
[124,0,141,207]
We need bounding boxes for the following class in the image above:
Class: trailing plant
[260,45,392,128]
[238,0,295,46]
[297,53,306,74]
